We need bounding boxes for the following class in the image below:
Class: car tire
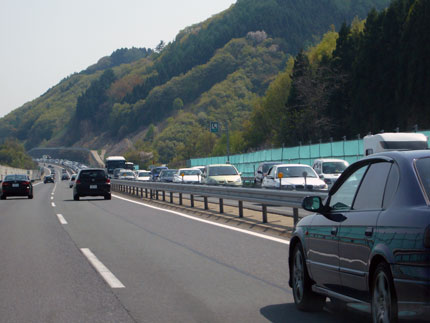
[104,194,111,200]
[371,262,398,323]
[74,194,79,201]
[1,195,6,200]
[28,194,33,199]
[292,243,325,312]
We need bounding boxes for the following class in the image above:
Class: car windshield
[161,170,177,177]
[262,163,279,173]
[277,166,317,178]
[208,166,238,176]
[153,168,167,175]
[138,172,150,177]
[121,172,135,176]
[4,175,27,181]
[322,162,348,174]
[179,170,200,175]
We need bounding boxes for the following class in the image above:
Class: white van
[312,159,349,188]
[363,132,428,156]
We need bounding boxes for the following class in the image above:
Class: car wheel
[28,194,33,199]
[292,243,325,311]
[371,263,398,323]
[104,194,111,200]
[1,195,6,200]
[74,194,79,201]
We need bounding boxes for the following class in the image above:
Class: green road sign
[210,121,219,133]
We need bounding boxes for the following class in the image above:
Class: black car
[61,173,70,181]
[1,174,33,199]
[44,175,54,183]
[289,151,430,322]
[150,166,168,181]
[73,168,111,200]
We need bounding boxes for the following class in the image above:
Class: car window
[415,157,430,202]
[353,162,392,210]
[322,162,348,174]
[267,167,275,177]
[329,165,368,211]
[383,163,399,209]
[79,170,106,180]
[208,166,237,176]
[277,166,317,178]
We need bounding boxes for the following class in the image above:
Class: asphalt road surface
[0,176,374,322]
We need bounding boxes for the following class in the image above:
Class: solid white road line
[112,194,290,245]
[80,248,125,289]
[51,202,56,207]
[56,214,68,224]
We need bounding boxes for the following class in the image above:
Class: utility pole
[226,122,230,164]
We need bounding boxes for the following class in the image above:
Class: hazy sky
[0,0,236,118]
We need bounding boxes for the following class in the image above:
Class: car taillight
[2,182,9,187]
[106,178,111,184]
[22,181,30,186]
[76,179,81,184]
[424,225,430,248]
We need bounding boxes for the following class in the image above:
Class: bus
[105,156,126,176]
[124,162,134,170]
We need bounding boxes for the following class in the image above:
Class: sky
[0,0,237,118]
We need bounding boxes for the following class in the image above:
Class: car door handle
[365,227,374,237]
[331,227,338,236]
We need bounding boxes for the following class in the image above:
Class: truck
[363,132,428,156]
[105,156,126,176]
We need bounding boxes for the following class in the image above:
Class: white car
[136,171,151,182]
[201,164,242,186]
[69,174,77,188]
[312,158,349,188]
[118,170,136,180]
[173,168,202,184]
[262,164,327,190]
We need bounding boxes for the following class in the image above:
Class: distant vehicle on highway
[262,164,327,190]
[292,150,430,321]
[363,132,428,156]
[173,168,202,183]
[124,162,134,170]
[201,164,242,186]
[254,162,282,186]
[73,169,111,201]
[69,174,77,188]
[158,169,178,182]
[136,171,151,182]
[118,170,136,181]
[312,158,349,188]
[105,156,126,177]
[44,175,54,184]
[1,174,33,199]
[150,166,168,181]
[113,168,124,179]
[61,173,70,181]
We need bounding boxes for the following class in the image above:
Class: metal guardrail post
[262,205,268,223]
[179,193,183,205]
[140,188,143,198]
[162,191,166,201]
[156,190,159,200]
[204,196,208,210]
[293,208,299,228]
[238,201,243,218]
[219,198,224,214]
[170,192,173,203]
[145,188,148,198]
[190,194,194,208]
[150,189,153,199]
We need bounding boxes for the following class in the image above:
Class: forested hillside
[0,0,390,167]
[243,0,430,149]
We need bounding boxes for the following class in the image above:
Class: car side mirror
[257,170,262,174]
[31,180,35,183]
[302,196,324,213]
[319,175,324,179]
[266,175,274,179]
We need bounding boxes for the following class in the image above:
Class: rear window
[4,175,27,181]
[79,170,107,180]
[179,170,200,175]
[138,172,150,176]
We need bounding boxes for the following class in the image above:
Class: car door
[263,166,277,188]
[307,163,369,293]
[337,161,393,300]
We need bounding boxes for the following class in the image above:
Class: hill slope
[0,0,390,165]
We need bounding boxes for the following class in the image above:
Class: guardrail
[111,180,328,228]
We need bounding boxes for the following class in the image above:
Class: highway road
[0,174,373,322]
